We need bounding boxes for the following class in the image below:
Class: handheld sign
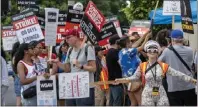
[58,72,89,99]
[37,75,57,106]
[180,0,194,34]
[1,26,18,51]
[65,4,84,36]
[84,1,106,32]
[45,8,59,46]
[163,0,181,15]
[12,10,44,44]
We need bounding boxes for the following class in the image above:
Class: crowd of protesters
[1,28,197,106]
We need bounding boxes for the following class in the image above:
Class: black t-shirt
[106,48,122,81]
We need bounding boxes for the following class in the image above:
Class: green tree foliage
[122,0,163,22]
[1,0,129,26]
[1,0,68,26]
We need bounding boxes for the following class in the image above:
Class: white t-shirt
[65,43,96,88]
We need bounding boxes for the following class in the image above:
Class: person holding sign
[13,43,37,106]
[115,40,197,106]
[13,43,50,106]
[50,29,96,106]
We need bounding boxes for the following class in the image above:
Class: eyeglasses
[28,47,34,49]
[35,47,42,49]
[66,36,72,40]
[147,49,158,53]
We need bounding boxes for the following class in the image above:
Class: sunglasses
[28,46,34,49]
[147,49,158,53]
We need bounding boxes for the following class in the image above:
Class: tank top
[19,60,37,91]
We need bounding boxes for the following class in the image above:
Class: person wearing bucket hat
[115,40,196,106]
[158,29,197,106]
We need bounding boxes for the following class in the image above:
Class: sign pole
[48,46,53,74]
[172,15,175,29]
[150,0,159,39]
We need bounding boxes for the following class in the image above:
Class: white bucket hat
[144,40,161,52]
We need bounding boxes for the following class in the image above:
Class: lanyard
[73,49,82,67]
[149,63,157,82]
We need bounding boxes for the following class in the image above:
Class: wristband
[80,65,84,69]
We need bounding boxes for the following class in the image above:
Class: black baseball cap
[28,40,40,49]
[95,45,105,52]
[109,34,120,45]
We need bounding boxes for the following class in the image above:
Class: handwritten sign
[12,10,44,44]
[58,72,89,99]
[1,26,18,51]
[37,75,57,106]
[163,0,181,15]
[84,1,105,32]
[45,8,59,46]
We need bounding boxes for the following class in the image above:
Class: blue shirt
[119,48,141,77]
[58,54,67,73]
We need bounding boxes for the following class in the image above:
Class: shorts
[14,76,22,96]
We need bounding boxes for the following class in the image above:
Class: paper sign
[1,26,18,51]
[66,5,84,24]
[58,72,89,99]
[37,75,57,106]
[84,1,106,32]
[17,0,36,6]
[58,11,67,26]
[80,15,98,45]
[12,10,44,44]
[163,0,181,15]
[45,8,59,46]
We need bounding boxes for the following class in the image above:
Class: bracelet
[80,65,84,70]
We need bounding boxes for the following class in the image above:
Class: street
[4,77,16,106]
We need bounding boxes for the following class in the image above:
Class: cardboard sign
[128,20,151,36]
[17,0,36,6]
[57,26,66,43]
[58,72,89,99]
[58,11,67,26]
[20,6,39,15]
[45,8,59,46]
[163,0,181,15]
[128,27,150,36]
[180,0,194,34]
[37,75,57,106]
[96,22,117,41]
[80,15,98,45]
[84,1,105,32]
[105,16,118,23]
[12,10,44,44]
[1,26,18,51]
[37,15,45,30]
[66,6,84,24]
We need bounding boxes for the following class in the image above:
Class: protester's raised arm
[137,32,151,52]
[132,30,150,48]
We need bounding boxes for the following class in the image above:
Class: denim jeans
[109,85,124,106]
[14,76,21,96]
[65,88,95,106]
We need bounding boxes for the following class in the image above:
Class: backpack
[139,61,169,86]
[67,44,92,60]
